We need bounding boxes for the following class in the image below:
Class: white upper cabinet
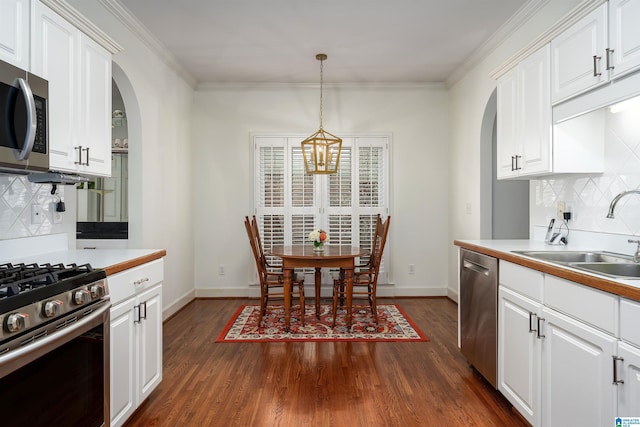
[31,1,112,177]
[609,0,640,79]
[552,1,640,104]
[497,44,551,179]
[0,0,30,69]
[78,33,111,176]
[551,4,608,104]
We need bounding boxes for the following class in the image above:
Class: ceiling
[116,0,529,85]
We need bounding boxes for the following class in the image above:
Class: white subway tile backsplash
[532,103,640,236]
[0,175,65,240]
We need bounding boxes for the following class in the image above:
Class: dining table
[268,245,369,332]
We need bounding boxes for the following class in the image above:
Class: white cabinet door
[517,44,551,177]
[0,0,30,69]
[496,67,519,179]
[137,284,163,402]
[617,342,640,417]
[551,4,608,104]
[496,44,551,179]
[31,1,111,176]
[31,0,78,172]
[609,0,640,79]
[541,306,617,427]
[498,287,541,427]
[110,297,136,427]
[78,33,111,176]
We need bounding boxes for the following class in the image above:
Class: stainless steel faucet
[607,190,640,218]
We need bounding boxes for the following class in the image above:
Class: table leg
[315,267,321,318]
[345,268,353,327]
[284,268,292,332]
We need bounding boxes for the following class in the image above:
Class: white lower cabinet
[109,259,163,427]
[497,264,640,426]
[540,306,617,427]
[617,342,640,416]
[498,287,541,426]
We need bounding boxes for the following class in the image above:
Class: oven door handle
[0,300,111,379]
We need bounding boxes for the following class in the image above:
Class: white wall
[192,84,450,297]
[67,0,196,318]
[448,0,584,297]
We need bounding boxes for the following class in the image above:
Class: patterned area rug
[216,303,428,342]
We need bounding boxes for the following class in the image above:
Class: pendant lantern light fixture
[301,53,342,174]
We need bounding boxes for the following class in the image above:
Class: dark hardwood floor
[124,297,527,427]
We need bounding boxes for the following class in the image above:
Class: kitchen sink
[569,262,640,279]
[513,250,634,264]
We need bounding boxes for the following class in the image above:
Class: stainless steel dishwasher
[459,248,498,388]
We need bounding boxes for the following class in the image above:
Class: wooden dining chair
[332,214,390,326]
[244,216,305,326]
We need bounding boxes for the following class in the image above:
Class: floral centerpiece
[308,229,328,251]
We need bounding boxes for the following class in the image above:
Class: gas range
[0,262,108,354]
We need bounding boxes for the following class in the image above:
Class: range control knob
[43,300,63,318]
[90,284,105,299]
[73,289,91,305]
[6,313,28,333]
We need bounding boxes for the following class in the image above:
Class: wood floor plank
[124,298,528,427]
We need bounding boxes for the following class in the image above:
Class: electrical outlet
[218,265,225,275]
[53,211,63,224]
[31,205,43,224]
[408,264,415,275]
[556,201,565,219]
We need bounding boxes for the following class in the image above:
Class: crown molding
[97,0,198,88]
[446,0,551,87]
[488,0,605,80]
[40,0,123,54]
[196,81,447,91]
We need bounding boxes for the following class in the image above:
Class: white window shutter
[253,135,390,284]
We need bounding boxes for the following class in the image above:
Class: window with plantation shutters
[254,135,390,284]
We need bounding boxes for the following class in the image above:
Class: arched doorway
[480,89,529,239]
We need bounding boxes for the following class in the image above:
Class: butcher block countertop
[7,248,166,276]
[454,239,640,302]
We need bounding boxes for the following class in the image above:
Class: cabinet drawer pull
[514,155,522,171]
[613,356,624,385]
[134,277,150,285]
[593,55,602,77]
[82,147,90,166]
[606,48,615,70]
[511,156,516,171]
[536,317,545,339]
[528,312,537,333]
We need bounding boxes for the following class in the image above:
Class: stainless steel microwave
[0,59,48,173]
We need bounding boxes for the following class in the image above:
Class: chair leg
[299,284,305,326]
[332,281,339,328]
[371,290,378,325]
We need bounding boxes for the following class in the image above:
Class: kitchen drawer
[499,261,543,302]
[108,259,164,305]
[621,298,640,347]
[544,275,618,336]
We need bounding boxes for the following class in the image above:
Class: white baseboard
[447,288,459,303]
[163,289,196,321]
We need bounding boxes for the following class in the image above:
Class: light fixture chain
[319,57,324,128]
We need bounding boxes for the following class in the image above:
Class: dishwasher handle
[462,259,490,276]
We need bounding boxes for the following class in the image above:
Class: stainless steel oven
[0,263,110,426]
